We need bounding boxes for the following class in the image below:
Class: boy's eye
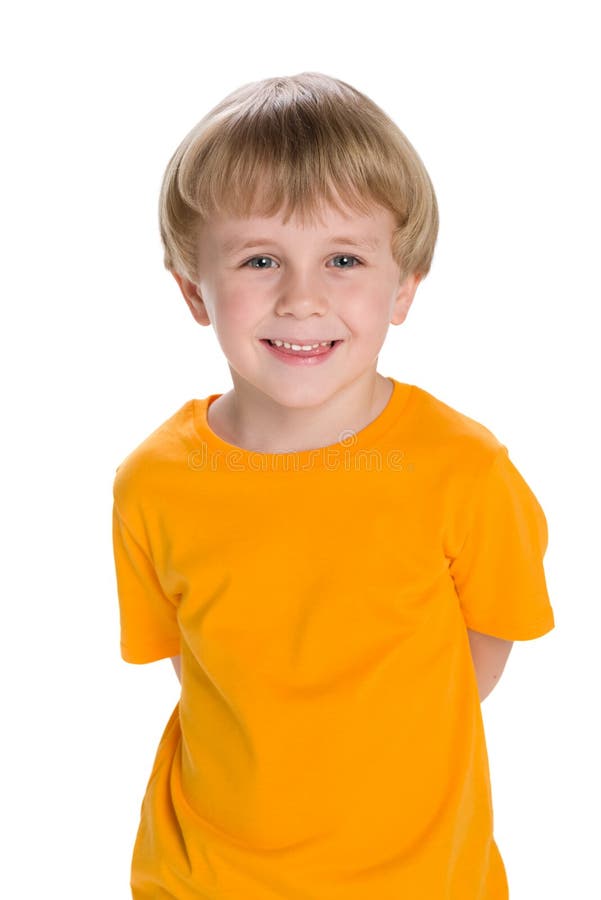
[243,254,362,269]
[329,255,361,268]
[244,256,277,269]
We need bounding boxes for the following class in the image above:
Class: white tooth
[271,339,330,351]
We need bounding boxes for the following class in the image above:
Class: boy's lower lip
[260,339,342,365]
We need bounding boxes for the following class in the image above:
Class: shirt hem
[121,640,181,664]
[463,606,555,641]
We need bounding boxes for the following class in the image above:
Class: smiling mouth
[260,339,342,358]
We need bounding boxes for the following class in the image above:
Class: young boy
[112,72,555,899]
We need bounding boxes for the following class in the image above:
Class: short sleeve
[112,501,181,664]
[448,447,555,641]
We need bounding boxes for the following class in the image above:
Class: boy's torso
[116,379,517,898]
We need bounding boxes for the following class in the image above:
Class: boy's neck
[206,372,393,454]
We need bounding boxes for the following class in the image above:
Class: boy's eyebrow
[220,235,381,253]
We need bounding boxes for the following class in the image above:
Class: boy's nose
[275,268,329,314]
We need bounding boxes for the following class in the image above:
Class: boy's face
[173,198,421,409]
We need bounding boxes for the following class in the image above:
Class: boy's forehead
[204,202,394,251]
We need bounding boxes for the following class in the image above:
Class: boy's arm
[171,655,181,683]
[466,628,513,702]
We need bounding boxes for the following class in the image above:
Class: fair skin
[171,654,181,683]
[170,194,513,700]
[466,630,513,702]
[171,633,512,702]
[173,196,421,453]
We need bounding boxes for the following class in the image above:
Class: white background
[2,0,599,897]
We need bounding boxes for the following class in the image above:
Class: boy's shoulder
[405,382,506,464]
[112,399,196,509]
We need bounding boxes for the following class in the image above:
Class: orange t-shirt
[112,376,555,899]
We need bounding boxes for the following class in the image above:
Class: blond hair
[159,72,439,283]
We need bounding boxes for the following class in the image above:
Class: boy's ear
[171,271,212,326]
[391,272,422,326]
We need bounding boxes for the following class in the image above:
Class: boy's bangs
[185,143,391,227]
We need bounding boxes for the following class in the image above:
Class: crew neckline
[191,377,413,463]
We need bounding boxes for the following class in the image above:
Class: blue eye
[330,255,361,268]
[243,254,362,269]
[244,256,277,269]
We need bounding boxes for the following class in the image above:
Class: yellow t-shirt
[112,377,555,899]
